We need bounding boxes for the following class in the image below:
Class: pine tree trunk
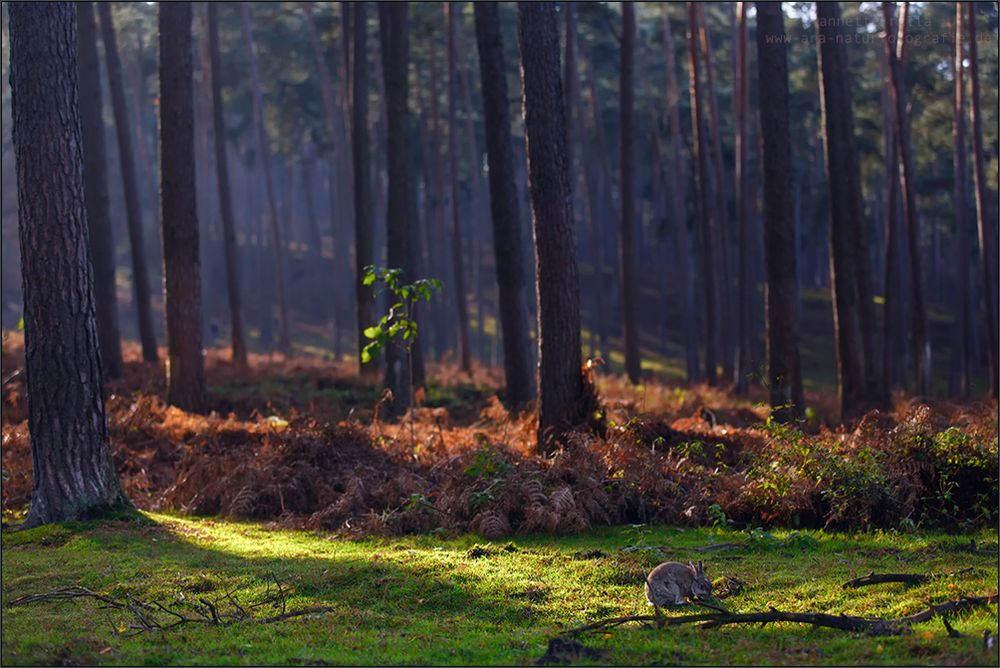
[352,1,377,377]
[474,1,535,407]
[76,2,123,379]
[816,1,873,417]
[9,1,130,527]
[882,1,930,395]
[733,2,750,392]
[619,2,640,384]
[755,1,803,422]
[240,2,291,355]
[207,3,248,369]
[696,4,734,381]
[662,9,699,382]
[688,3,718,385]
[950,3,971,397]
[159,2,206,413]
[447,3,472,373]
[379,1,412,416]
[517,1,584,449]
[97,3,158,363]
[966,2,999,400]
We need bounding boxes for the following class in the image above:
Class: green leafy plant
[360,265,442,447]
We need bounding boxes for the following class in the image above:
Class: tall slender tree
[950,3,971,397]
[207,3,248,368]
[688,3,718,385]
[76,1,122,380]
[9,1,130,526]
[353,1,376,376]
[966,1,998,400]
[816,1,877,416]
[379,1,413,415]
[733,2,751,392]
[518,1,584,448]
[474,0,535,406]
[661,9,699,382]
[882,1,929,395]
[755,1,803,422]
[160,1,206,413]
[447,2,472,373]
[240,3,292,355]
[97,2,158,363]
[619,2,640,384]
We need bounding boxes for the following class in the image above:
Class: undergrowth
[1,333,997,537]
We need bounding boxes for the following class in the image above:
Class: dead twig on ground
[843,567,976,589]
[560,594,999,639]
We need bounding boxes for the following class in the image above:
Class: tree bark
[447,2,472,373]
[207,3,248,369]
[816,1,875,417]
[733,2,750,392]
[882,1,930,395]
[950,3,971,397]
[619,2,640,384]
[379,1,412,416]
[159,2,206,413]
[966,1,999,400]
[755,1,804,422]
[517,1,584,448]
[688,4,718,385]
[352,1,376,377]
[76,2,123,380]
[696,3,734,381]
[240,3,291,355]
[662,9,699,382]
[8,1,130,527]
[97,2,158,363]
[474,1,535,407]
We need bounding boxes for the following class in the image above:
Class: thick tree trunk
[662,10,699,382]
[379,1,412,416]
[447,2,472,373]
[517,1,584,449]
[688,4,718,385]
[240,3,291,355]
[77,2,123,380]
[207,3,248,369]
[882,1,930,395]
[428,40,454,359]
[474,1,535,407]
[755,1,804,422]
[733,2,750,392]
[353,2,376,377]
[159,2,206,413]
[619,2,640,384]
[966,2,999,400]
[816,1,876,417]
[97,3,158,363]
[950,4,971,397]
[9,1,130,527]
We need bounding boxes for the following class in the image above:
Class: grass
[2,514,997,666]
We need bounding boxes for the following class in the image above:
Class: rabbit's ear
[697,560,705,575]
[688,561,696,572]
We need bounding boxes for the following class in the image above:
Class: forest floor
[1,330,998,665]
[0,514,996,665]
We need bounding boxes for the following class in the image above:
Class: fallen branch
[843,567,976,589]
[562,594,999,639]
[620,542,742,555]
[7,579,337,635]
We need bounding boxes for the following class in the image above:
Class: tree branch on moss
[842,567,976,589]
[7,581,336,635]
[561,594,999,639]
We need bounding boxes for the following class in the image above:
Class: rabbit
[644,560,713,608]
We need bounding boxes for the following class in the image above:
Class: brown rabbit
[644,560,713,607]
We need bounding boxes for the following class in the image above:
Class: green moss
[1,515,996,665]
